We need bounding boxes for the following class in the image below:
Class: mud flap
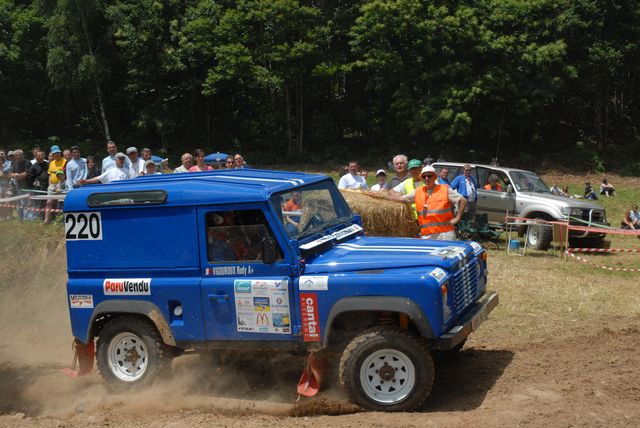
[62,339,95,377]
[297,352,328,397]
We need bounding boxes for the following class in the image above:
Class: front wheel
[339,327,434,412]
[96,316,169,387]
[526,220,552,250]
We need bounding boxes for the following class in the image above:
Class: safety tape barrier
[565,249,640,272]
[504,216,640,236]
[0,203,64,213]
[567,248,640,253]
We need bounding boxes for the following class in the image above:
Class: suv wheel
[96,316,169,387]
[526,221,552,250]
[339,327,434,412]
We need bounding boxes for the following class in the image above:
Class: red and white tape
[0,203,63,213]
[565,249,640,272]
[567,248,640,253]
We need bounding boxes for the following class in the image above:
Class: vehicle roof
[432,162,534,174]
[64,169,329,211]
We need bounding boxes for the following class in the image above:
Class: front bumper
[431,291,499,350]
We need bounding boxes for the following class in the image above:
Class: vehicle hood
[518,192,603,210]
[302,236,481,274]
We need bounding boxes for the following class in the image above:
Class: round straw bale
[340,190,418,237]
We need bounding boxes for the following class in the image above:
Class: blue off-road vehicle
[64,169,498,412]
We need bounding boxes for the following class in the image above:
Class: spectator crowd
[0,142,249,222]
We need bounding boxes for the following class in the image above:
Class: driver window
[206,210,283,263]
[480,169,508,192]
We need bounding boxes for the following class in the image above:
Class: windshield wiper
[322,216,351,231]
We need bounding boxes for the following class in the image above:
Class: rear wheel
[339,327,434,412]
[96,316,169,387]
[526,220,552,250]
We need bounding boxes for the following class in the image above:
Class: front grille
[450,257,481,313]
[574,210,605,224]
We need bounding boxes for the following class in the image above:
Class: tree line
[2,0,640,172]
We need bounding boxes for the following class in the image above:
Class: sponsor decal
[205,265,255,276]
[299,275,329,291]
[429,268,447,283]
[299,224,363,250]
[69,294,94,309]
[435,247,465,260]
[256,312,270,325]
[300,293,321,342]
[470,241,482,253]
[103,278,151,295]
[234,280,252,293]
[253,297,270,311]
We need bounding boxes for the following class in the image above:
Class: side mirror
[262,237,278,264]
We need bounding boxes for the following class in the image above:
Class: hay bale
[340,190,418,237]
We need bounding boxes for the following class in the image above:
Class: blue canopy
[151,155,166,164]
[205,152,230,163]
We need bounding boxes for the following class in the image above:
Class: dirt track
[1,248,639,427]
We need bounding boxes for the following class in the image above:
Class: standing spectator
[174,153,194,173]
[44,145,67,223]
[390,159,423,219]
[338,161,368,190]
[377,166,466,240]
[621,204,640,229]
[422,154,433,166]
[0,158,8,197]
[224,156,235,169]
[450,164,478,219]
[86,156,101,179]
[389,155,409,187]
[599,178,615,197]
[9,149,32,219]
[370,169,390,192]
[28,150,49,192]
[141,147,152,162]
[126,147,144,178]
[65,146,87,190]
[30,145,41,164]
[234,153,247,169]
[549,182,561,195]
[437,167,450,186]
[102,140,132,172]
[143,159,162,175]
[4,150,14,174]
[27,151,49,220]
[189,149,213,172]
[79,152,129,185]
[63,148,71,163]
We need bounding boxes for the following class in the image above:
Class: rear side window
[88,190,167,207]
[206,209,283,263]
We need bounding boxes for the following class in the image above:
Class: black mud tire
[526,220,552,250]
[96,316,170,388]
[339,327,434,412]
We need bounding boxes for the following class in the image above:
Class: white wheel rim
[528,227,539,246]
[359,348,416,405]
[107,332,149,382]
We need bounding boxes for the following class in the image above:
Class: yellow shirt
[48,158,67,184]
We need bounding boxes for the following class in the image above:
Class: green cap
[55,170,65,175]
[408,159,422,169]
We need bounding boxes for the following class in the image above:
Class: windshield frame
[270,179,356,243]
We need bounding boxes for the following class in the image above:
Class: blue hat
[50,145,61,154]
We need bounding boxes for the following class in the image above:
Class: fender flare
[86,300,176,346]
[322,296,435,347]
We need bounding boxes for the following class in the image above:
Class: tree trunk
[284,84,293,156]
[296,83,304,154]
[74,0,111,141]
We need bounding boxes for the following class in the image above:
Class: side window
[480,169,509,192]
[206,210,283,263]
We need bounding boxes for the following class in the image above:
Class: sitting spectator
[189,149,213,172]
[599,178,615,197]
[584,182,598,200]
[621,204,640,229]
[49,170,68,193]
[338,161,368,190]
[484,174,503,191]
[224,156,235,169]
[370,169,390,192]
[561,185,570,197]
[549,182,561,195]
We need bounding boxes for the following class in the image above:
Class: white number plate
[65,212,103,241]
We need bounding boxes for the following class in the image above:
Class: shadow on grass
[422,348,514,412]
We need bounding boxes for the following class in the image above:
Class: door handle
[208,293,229,302]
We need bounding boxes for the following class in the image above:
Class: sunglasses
[423,174,436,179]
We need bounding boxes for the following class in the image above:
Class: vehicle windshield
[271,180,354,240]
[510,171,550,193]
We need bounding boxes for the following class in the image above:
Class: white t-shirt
[129,158,144,178]
[97,167,128,184]
[338,173,368,190]
[465,178,477,202]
